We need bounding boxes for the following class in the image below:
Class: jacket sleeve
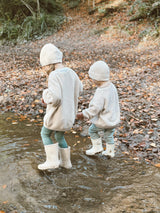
[80,81,83,93]
[42,72,61,106]
[82,90,104,119]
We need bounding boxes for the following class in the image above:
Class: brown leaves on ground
[0,3,159,164]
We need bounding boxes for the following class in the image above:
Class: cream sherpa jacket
[82,81,120,129]
[42,67,83,131]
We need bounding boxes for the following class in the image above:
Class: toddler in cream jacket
[77,61,120,157]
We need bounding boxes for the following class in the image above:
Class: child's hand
[41,98,47,107]
[76,112,84,120]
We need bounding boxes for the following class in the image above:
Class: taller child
[38,43,83,170]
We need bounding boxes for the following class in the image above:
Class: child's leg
[54,131,68,148]
[89,124,101,139]
[102,128,115,157]
[86,124,103,155]
[41,126,54,145]
[38,126,60,170]
[55,131,72,169]
[104,128,115,144]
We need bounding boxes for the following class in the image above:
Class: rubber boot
[102,143,115,157]
[86,138,103,156]
[59,146,72,169]
[38,143,60,170]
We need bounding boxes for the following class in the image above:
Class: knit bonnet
[88,61,110,81]
[40,43,63,66]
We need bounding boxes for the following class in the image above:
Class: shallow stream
[0,113,160,213]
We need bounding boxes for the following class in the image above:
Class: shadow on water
[0,113,160,213]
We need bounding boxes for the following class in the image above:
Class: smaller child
[77,61,120,157]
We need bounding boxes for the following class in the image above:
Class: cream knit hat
[40,43,63,66]
[88,61,110,81]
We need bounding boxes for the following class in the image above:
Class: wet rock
[152,148,158,153]
[62,192,67,197]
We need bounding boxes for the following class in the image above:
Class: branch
[37,0,40,16]
[20,0,35,17]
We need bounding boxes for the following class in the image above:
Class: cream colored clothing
[42,67,83,131]
[82,81,120,129]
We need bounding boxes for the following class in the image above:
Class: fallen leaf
[12,121,18,125]
[154,163,160,168]
[26,124,32,126]
[122,152,129,155]
[133,157,139,161]
[135,161,141,164]
[2,185,7,189]
[39,109,43,113]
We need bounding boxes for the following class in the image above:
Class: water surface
[0,113,160,213]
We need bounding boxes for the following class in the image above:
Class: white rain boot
[59,146,72,169]
[38,143,60,170]
[86,138,103,156]
[102,143,115,157]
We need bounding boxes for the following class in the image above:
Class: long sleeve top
[82,81,120,129]
[42,67,83,131]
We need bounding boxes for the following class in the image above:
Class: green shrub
[0,0,65,43]
[0,21,21,40]
[20,13,64,41]
[128,0,160,20]
[68,0,81,9]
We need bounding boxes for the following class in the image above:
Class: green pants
[89,124,115,144]
[41,126,68,148]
